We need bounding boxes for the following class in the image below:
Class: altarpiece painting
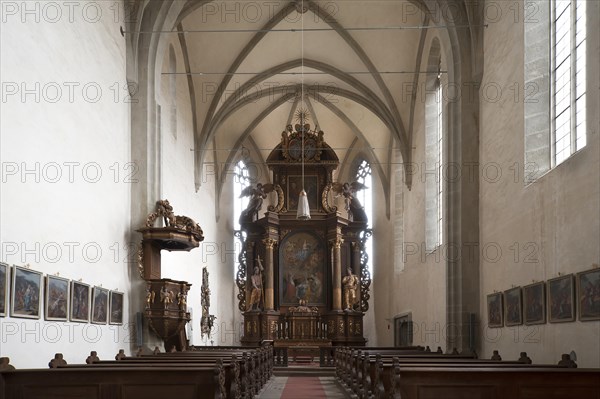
[280,230,326,306]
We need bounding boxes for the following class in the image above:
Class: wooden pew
[144,345,273,393]
[336,347,476,392]
[0,360,228,399]
[63,353,245,399]
[104,346,272,398]
[397,366,600,399]
[1,345,274,399]
[335,348,600,399]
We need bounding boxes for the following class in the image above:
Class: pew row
[0,346,275,399]
[0,364,227,399]
[335,348,599,399]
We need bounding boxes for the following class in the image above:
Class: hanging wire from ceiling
[161,70,448,75]
[122,25,486,35]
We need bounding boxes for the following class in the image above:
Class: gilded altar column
[262,238,277,311]
[352,241,361,306]
[330,237,344,311]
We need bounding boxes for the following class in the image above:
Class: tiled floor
[258,376,350,398]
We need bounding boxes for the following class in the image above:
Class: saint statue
[342,267,359,311]
[247,256,264,311]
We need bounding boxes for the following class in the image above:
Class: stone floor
[258,376,350,398]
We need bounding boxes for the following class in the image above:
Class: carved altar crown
[267,120,339,166]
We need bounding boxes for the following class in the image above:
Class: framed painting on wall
[504,287,523,326]
[577,268,600,321]
[523,282,546,325]
[109,291,124,325]
[45,275,70,321]
[548,274,575,323]
[0,263,9,317]
[70,281,90,322]
[487,292,503,328]
[279,230,326,306]
[11,266,43,319]
[92,286,109,324]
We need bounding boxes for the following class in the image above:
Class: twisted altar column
[262,238,277,311]
[352,241,361,306]
[330,237,344,311]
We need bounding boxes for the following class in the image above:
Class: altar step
[274,366,336,377]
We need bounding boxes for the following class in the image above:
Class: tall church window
[524,0,587,179]
[552,0,586,166]
[233,160,251,273]
[393,147,404,273]
[233,160,250,232]
[425,74,443,252]
[168,45,177,139]
[355,160,373,273]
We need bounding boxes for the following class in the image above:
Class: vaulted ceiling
[167,0,434,191]
[134,0,486,219]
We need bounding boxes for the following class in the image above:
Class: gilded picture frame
[487,292,503,328]
[45,275,70,321]
[504,287,523,326]
[577,268,600,321]
[109,290,124,325]
[523,281,546,325]
[548,274,575,323]
[91,286,109,324]
[11,266,43,319]
[70,281,90,323]
[279,230,326,306]
[0,263,9,317]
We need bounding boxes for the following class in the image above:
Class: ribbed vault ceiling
[174,0,431,187]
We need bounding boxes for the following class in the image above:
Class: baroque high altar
[237,118,371,348]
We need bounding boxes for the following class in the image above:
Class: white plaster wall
[0,1,132,368]
[371,31,448,351]
[479,0,600,367]
[157,38,238,347]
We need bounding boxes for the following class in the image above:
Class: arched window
[425,63,444,252]
[233,160,250,231]
[552,0,586,165]
[393,147,404,273]
[168,45,177,139]
[524,0,587,177]
[355,159,373,273]
[233,160,251,272]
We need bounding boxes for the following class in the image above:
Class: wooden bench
[0,346,275,399]
[0,363,226,399]
[143,346,273,392]
[397,366,600,399]
[335,348,600,399]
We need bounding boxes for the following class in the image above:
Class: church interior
[1,0,599,396]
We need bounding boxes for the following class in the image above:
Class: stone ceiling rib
[286,95,300,126]
[177,23,199,146]
[205,59,399,144]
[311,92,391,217]
[191,0,414,168]
[216,92,298,204]
[196,5,296,151]
[407,14,430,165]
[304,96,320,129]
[305,1,408,152]
[208,84,395,146]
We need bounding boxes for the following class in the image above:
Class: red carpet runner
[280,376,327,398]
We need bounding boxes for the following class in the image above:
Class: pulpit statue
[342,267,359,311]
[247,256,264,311]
